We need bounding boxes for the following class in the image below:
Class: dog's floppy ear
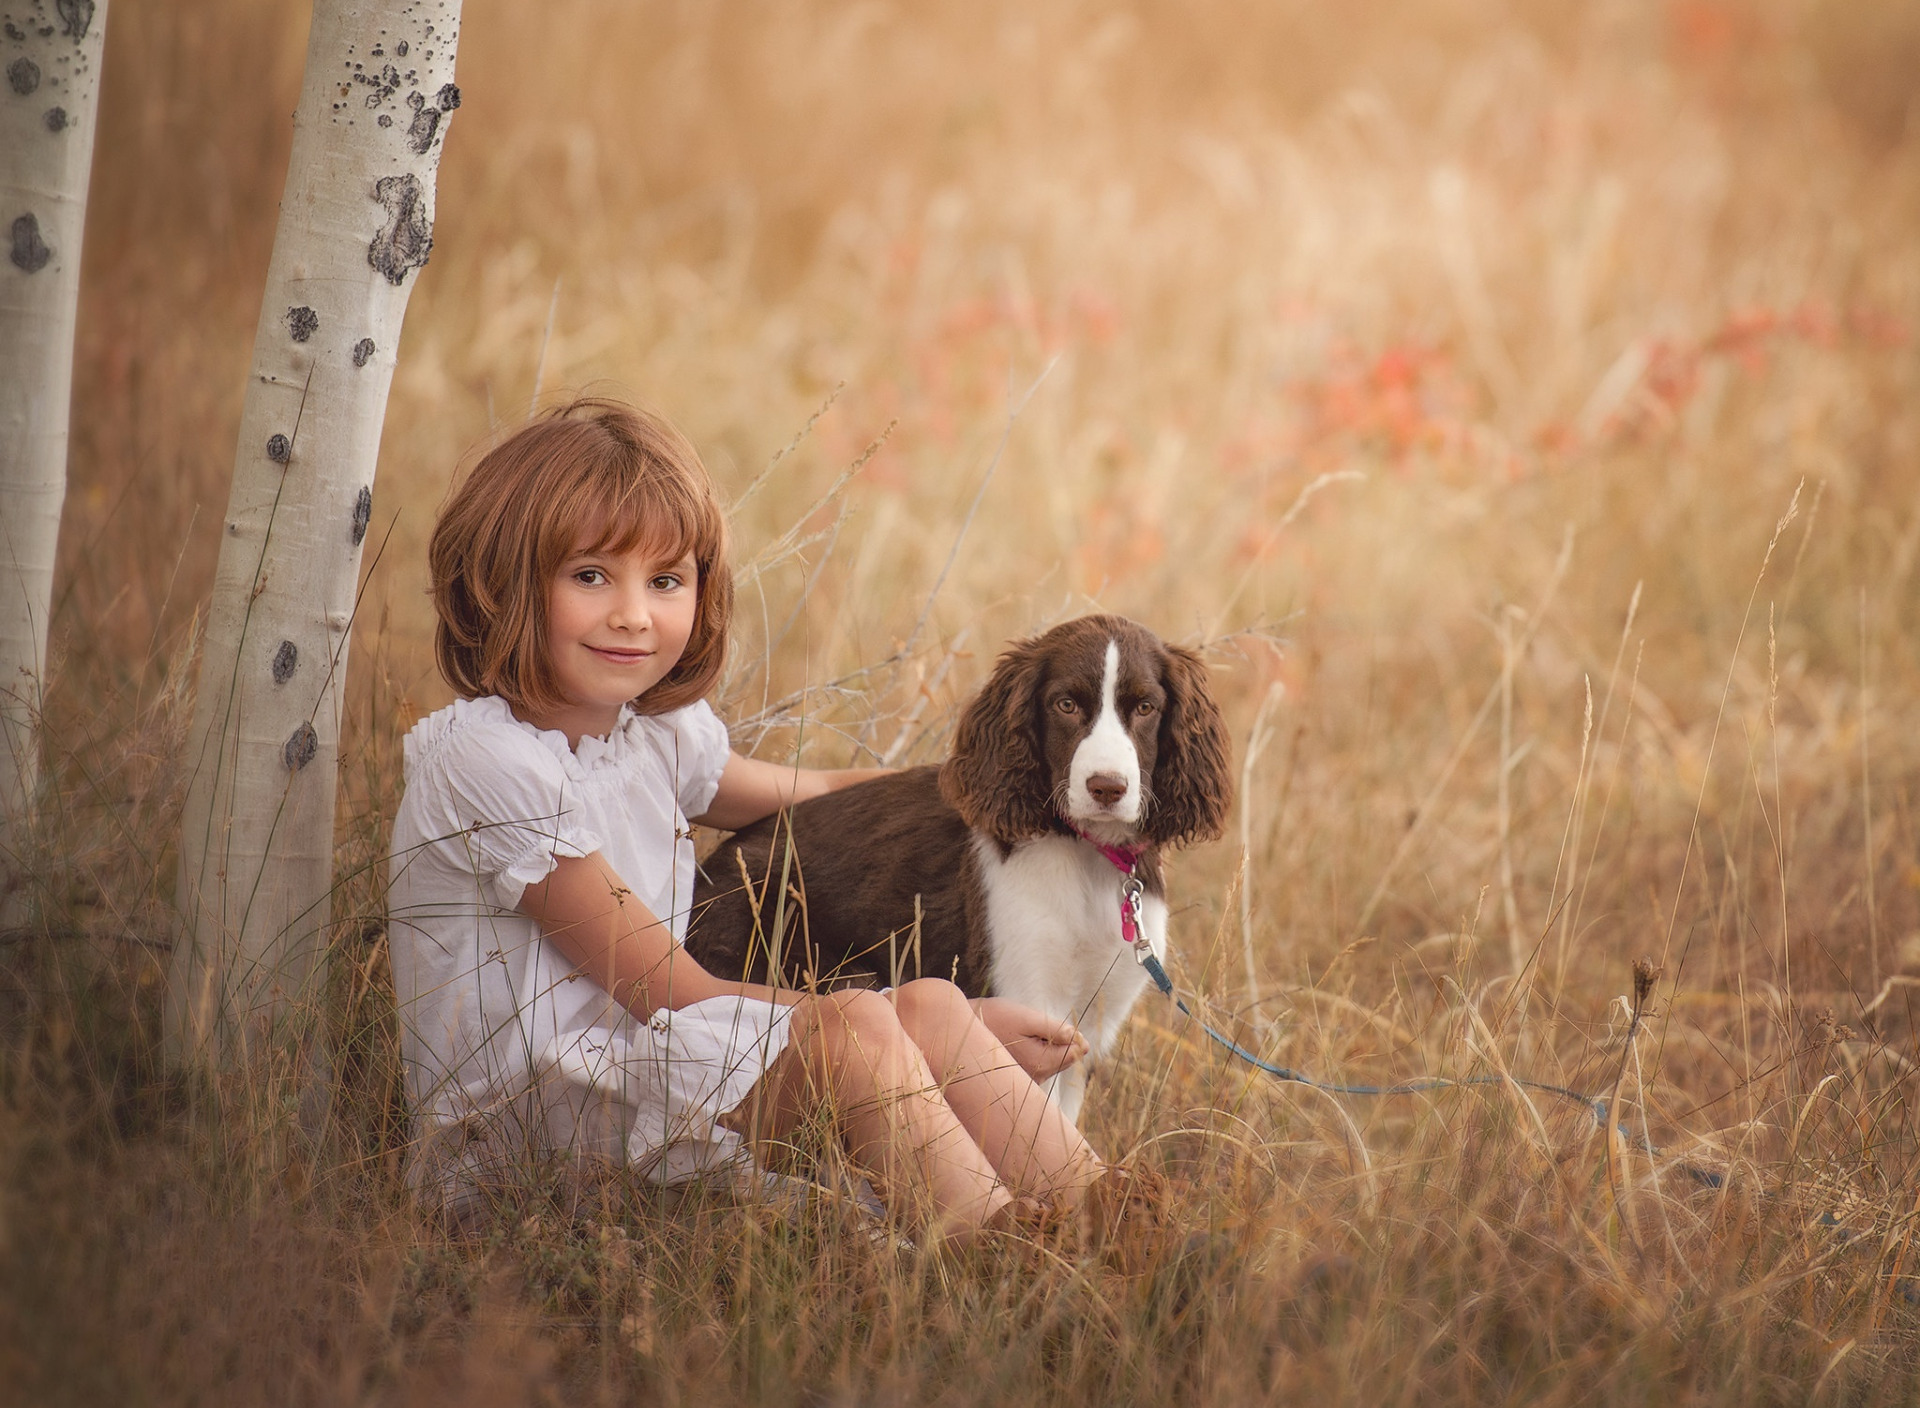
[940,637,1055,844]
[1145,643,1233,847]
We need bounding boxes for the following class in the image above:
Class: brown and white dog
[685,615,1233,1121]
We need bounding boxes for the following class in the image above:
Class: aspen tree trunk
[170,0,461,1060]
[0,0,108,908]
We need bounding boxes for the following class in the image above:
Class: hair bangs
[579,466,708,569]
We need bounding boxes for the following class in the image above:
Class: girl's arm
[518,851,796,1019]
[524,855,1085,1083]
[691,751,892,831]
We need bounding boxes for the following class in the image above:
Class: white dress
[387,694,794,1208]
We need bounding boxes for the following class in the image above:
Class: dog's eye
[1055,698,1079,716]
[1133,700,1158,718]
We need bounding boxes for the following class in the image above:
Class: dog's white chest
[971,832,1166,1061]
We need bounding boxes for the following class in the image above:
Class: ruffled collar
[405,694,643,777]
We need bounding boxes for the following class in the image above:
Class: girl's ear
[1145,643,1234,847]
[939,639,1055,844]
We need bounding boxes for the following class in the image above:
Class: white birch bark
[170,0,461,1058]
[0,0,108,897]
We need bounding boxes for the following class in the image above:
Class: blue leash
[1136,945,1722,1187]
[1106,867,1723,1187]
[1134,947,1607,1122]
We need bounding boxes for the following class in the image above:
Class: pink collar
[1063,821,1145,875]
[1064,822,1148,948]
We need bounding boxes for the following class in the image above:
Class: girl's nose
[609,588,651,631]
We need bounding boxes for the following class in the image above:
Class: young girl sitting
[387,398,1118,1244]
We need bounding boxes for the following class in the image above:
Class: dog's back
[686,766,995,992]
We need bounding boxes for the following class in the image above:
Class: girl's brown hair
[429,398,733,717]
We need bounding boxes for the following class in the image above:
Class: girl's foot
[1080,1163,1173,1277]
[972,1194,1078,1271]
[968,1164,1175,1276]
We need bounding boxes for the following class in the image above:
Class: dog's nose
[1086,773,1129,808]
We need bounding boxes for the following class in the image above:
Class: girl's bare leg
[888,978,1104,1204]
[720,987,1012,1238]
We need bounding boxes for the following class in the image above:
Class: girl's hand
[971,996,1088,1082]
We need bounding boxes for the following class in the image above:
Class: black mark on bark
[266,434,291,463]
[352,337,375,367]
[405,82,459,155]
[271,640,299,684]
[349,60,401,109]
[377,113,392,127]
[287,306,319,342]
[43,105,66,131]
[56,0,94,40]
[395,40,408,56]
[55,0,93,41]
[7,57,39,94]
[368,174,431,285]
[351,486,372,545]
[2,23,23,42]
[8,214,50,273]
[283,722,319,772]
[405,105,440,152]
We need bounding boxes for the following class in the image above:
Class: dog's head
[939,615,1233,849]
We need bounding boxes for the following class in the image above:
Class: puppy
[685,614,1232,1120]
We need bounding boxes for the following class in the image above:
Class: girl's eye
[1055,698,1079,715]
[574,568,607,586]
[650,574,684,591]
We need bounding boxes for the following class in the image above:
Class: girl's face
[529,536,699,745]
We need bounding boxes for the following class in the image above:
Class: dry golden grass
[6,0,1920,1402]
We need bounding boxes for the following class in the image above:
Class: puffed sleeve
[410,704,606,910]
[652,699,733,818]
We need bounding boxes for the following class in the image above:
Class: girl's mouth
[588,645,652,663]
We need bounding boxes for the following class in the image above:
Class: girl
[387,398,1114,1243]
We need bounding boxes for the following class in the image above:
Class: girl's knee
[803,987,905,1053]
[891,977,970,1026]
[793,989,921,1099]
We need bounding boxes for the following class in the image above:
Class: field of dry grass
[6,0,1920,1402]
